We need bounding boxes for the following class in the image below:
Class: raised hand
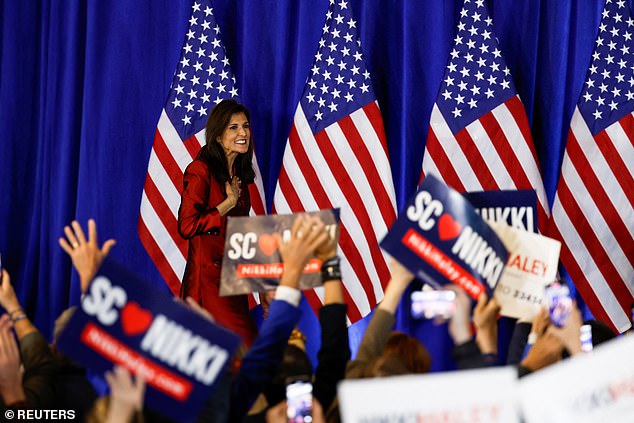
[59,219,116,293]
[315,224,337,263]
[0,314,26,405]
[104,366,146,423]
[549,302,583,355]
[521,330,565,372]
[379,258,414,313]
[446,285,473,345]
[275,215,329,288]
[473,293,501,354]
[0,270,21,314]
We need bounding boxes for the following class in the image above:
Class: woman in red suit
[178,99,257,347]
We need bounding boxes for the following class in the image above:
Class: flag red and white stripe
[422,97,550,228]
[273,0,397,322]
[550,109,634,333]
[421,1,549,232]
[548,0,633,333]
[139,1,265,295]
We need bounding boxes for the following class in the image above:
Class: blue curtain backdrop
[0,0,611,370]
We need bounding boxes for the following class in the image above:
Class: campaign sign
[462,189,538,233]
[380,175,508,299]
[56,259,241,422]
[490,221,561,321]
[520,335,634,423]
[339,367,520,422]
[219,209,339,296]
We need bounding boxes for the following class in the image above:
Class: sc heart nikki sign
[258,234,278,256]
[380,175,508,299]
[56,259,241,423]
[220,209,340,296]
[120,302,154,336]
[438,213,462,241]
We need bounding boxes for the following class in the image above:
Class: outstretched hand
[59,219,115,293]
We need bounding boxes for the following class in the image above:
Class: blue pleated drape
[0,0,616,370]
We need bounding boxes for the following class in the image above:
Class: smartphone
[580,324,593,353]
[410,289,456,320]
[286,379,312,423]
[545,281,572,327]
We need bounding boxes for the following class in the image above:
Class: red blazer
[178,157,257,346]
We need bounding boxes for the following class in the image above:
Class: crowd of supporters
[0,217,624,422]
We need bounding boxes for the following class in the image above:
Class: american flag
[139,0,266,295]
[421,0,549,231]
[273,0,397,322]
[550,0,634,333]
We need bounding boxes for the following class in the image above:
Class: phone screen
[410,289,456,320]
[545,282,572,327]
[580,324,593,352]
[286,380,312,423]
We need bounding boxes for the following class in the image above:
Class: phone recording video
[545,281,572,328]
[410,289,456,320]
[286,378,313,423]
[580,324,593,353]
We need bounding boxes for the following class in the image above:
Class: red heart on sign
[120,302,153,336]
[258,234,279,256]
[438,213,462,241]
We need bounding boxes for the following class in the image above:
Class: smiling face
[217,112,250,159]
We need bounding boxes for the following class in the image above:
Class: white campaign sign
[339,367,520,423]
[491,222,561,321]
[520,335,634,423]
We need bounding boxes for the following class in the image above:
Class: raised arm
[313,222,349,409]
[346,258,413,379]
[0,271,56,408]
[229,215,329,422]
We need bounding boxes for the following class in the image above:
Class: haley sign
[380,175,508,299]
[220,209,339,296]
[490,221,561,320]
[57,260,240,422]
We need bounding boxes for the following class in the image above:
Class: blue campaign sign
[380,175,509,299]
[462,190,538,233]
[56,259,241,422]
